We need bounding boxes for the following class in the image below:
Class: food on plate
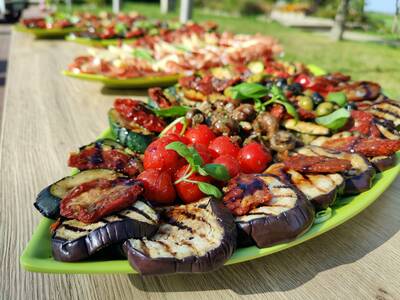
[33,45,400,274]
[66,31,281,80]
[34,169,120,219]
[124,197,237,274]
[52,200,159,262]
[224,174,315,247]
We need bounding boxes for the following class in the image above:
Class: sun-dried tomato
[114,98,165,133]
[321,136,400,157]
[349,110,380,137]
[223,174,273,216]
[68,146,143,177]
[283,154,352,173]
[60,178,143,223]
[148,87,172,108]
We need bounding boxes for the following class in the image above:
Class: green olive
[298,96,314,111]
[315,102,334,116]
[246,73,264,83]
[224,87,233,98]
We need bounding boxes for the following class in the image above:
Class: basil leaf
[132,48,154,62]
[197,182,223,199]
[203,164,230,181]
[231,83,269,100]
[165,141,192,159]
[275,99,299,121]
[152,106,190,117]
[166,142,203,169]
[188,147,203,167]
[197,166,209,176]
[327,92,347,107]
[315,108,350,130]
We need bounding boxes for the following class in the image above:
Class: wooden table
[1,29,400,300]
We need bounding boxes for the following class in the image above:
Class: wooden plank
[1,29,400,300]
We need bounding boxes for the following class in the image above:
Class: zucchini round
[108,109,154,153]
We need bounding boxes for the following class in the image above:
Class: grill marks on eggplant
[266,163,344,210]
[233,174,315,248]
[124,198,237,274]
[295,146,375,195]
[52,201,159,262]
[368,101,400,126]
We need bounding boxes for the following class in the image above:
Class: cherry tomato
[60,178,143,223]
[174,165,211,203]
[208,136,240,158]
[137,169,176,205]
[192,144,214,164]
[184,124,216,147]
[295,74,311,88]
[143,135,186,174]
[213,155,240,178]
[238,142,272,174]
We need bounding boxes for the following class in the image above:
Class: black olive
[264,79,273,89]
[345,102,357,110]
[311,92,324,106]
[288,83,303,95]
[275,78,287,89]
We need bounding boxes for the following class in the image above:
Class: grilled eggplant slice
[34,169,119,219]
[228,174,315,248]
[266,163,344,210]
[68,138,143,177]
[295,145,375,195]
[108,109,154,154]
[368,100,400,127]
[124,197,237,275]
[283,119,329,135]
[374,119,400,140]
[52,201,159,262]
[369,155,397,172]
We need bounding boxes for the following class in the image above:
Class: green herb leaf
[166,141,203,169]
[231,83,269,100]
[132,48,155,62]
[152,106,190,117]
[115,23,127,35]
[315,108,350,130]
[203,164,230,181]
[327,92,347,107]
[197,182,223,199]
[275,99,299,121]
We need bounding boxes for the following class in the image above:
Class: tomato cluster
[138,123,272,206]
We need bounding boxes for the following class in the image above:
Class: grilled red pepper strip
[60,178,143,223]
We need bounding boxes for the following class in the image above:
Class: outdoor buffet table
[1,28,400,300]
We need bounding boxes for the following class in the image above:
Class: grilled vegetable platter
[22,62,400,275]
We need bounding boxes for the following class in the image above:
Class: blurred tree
[330,0,349,41]
[393,0,399,34]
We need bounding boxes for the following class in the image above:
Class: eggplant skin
[124,198,237,275]
[342,163,376,195]
[52,203,159,262]
[369,155,397,173]
[235,174,315,248]
[34,186,60,219]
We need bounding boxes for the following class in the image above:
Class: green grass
[61,2,400,98]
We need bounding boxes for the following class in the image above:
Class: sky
[365,0,396,15]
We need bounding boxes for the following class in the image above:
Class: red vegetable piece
[60,178,143,223]
[208,136,240,158]
[143,135,186,174]
[174,165,211,204]
[213,155,240,178]
[238,142,272,174]
[137,169,176,205]
[184,124,216,147]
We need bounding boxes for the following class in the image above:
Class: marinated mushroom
[270,130,296,152]
[252,112,279,138]
[232,104,256,122]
